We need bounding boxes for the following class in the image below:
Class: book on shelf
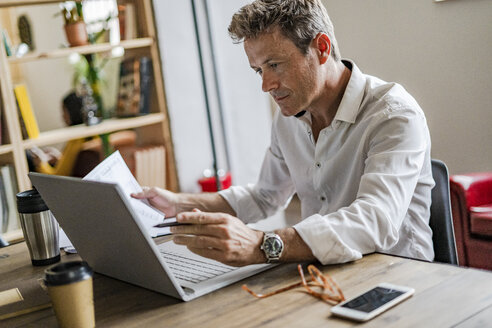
[116,56,153,117]
[0,164,20,234]
[2,29,12,57]
[119,145,166,189]
[118,3,137,41]
[14,84,39,139]
[0,175,8,234]
[0,96,3,145]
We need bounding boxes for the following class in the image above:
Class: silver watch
[260,232,284,263]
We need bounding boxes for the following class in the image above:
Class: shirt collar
[294,59,366,125]
[333,59,366,124]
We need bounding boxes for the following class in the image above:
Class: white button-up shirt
[219,60,435,264]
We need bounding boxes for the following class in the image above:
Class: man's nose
[262,71,278,93]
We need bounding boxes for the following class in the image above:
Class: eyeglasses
[242,264,345,305]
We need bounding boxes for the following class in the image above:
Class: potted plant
[60,2,88,47]
[62,1,113,155]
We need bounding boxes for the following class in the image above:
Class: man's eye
[269,63,278,69]
[255,69,263,75]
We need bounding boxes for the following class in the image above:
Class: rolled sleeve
[295,215,363,264]
[219,185,266,223]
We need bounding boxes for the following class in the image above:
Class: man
[133,0,434,266]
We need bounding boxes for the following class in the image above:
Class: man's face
[244,28,320,116]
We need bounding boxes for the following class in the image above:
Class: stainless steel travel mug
[16,189,60,266]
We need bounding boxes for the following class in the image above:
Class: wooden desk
[1,241,492,327]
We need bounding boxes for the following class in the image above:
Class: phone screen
[341,287,405,313]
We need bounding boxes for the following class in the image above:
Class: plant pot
[64,22,88,47]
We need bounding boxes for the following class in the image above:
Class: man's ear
[314,33,331,64]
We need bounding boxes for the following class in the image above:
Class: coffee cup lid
[16,189,49,213]
[44,261,93,286]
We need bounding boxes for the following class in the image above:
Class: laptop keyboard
[159,249,235,284]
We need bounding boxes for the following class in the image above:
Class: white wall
[153,0,271,192]
[207,1,273,189]
[323,0,492,174]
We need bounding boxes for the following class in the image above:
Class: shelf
[22,113,165,148]
[0,144,14,155]
[8,38,154,64]
[0,0,64,8]
[0,0,178,197]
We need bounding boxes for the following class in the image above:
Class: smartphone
[153,218,191,228]
[331,283,414,322]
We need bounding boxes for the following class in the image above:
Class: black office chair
[430,159,458,265]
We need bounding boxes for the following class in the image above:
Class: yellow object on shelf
[14,84,39,139]
[34,138,85,176]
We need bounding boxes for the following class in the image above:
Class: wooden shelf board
[0,0,68,8]
[8,38,154,64]
[22,113,165,148]
[0,144,14,155]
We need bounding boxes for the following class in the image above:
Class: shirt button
[315,162,321,168]
[320,196,326,201]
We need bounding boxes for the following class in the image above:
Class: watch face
[265,237,282,256]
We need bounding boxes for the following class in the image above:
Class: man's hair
[228,0,341,61]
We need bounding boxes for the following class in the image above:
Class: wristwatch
[260,232,284,263]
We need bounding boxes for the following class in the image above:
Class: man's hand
[131,187,179,217]
[171,210,265,267]
[132,188,236,218]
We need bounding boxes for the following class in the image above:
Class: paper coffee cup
[45,261,95,328]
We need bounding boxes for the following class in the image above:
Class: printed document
[59,151,173,251]
[83,151,173,237]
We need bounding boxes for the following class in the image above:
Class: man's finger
[170,223,229,238]
[173,234,225,250]
[131,186,155,199]
[176,211,230,225]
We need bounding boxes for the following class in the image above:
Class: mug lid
[44,261,93,286]
[16,189,49,213]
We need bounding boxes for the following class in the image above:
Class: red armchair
[450,173,492,270]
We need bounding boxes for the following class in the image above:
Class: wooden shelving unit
[7,37,154,64]
[21,113,166,148]
[0,0,178,242]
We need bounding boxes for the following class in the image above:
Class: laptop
[29,172,273,301]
